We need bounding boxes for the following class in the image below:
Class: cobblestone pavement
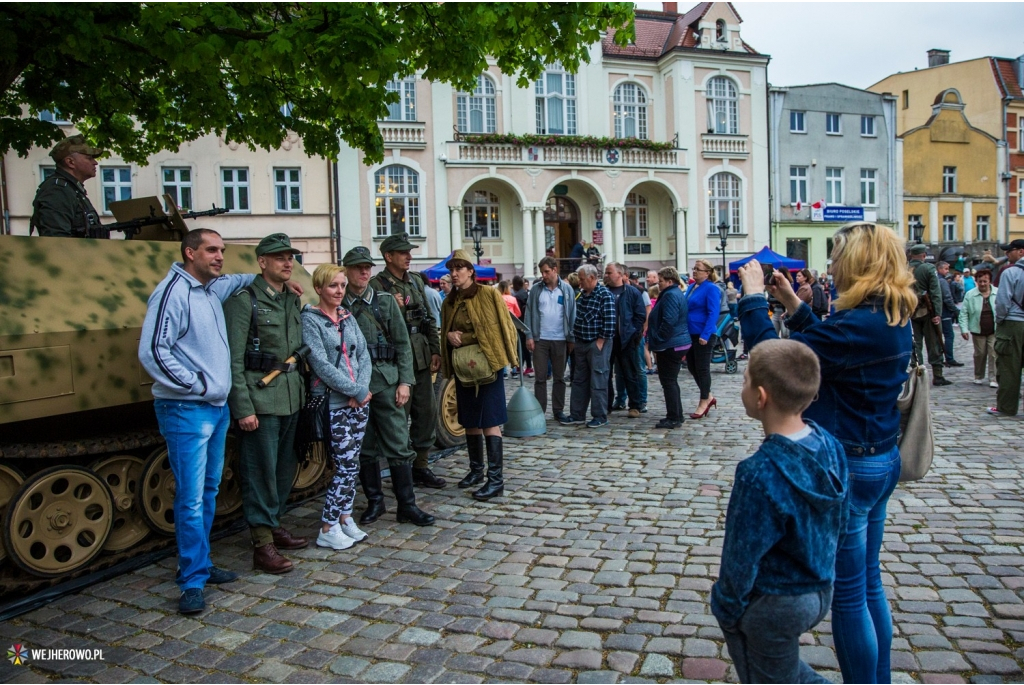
[1,335,1022,684]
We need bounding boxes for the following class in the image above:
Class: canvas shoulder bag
[451,300,497,392]
[897,364,934,482]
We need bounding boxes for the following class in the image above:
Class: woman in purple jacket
[737,223,916,683]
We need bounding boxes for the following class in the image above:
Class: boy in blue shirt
[711,339,848,683]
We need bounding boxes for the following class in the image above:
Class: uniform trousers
[995,320,1024,415]
[238,413,299,547]
[911,317,945,374]
[360,382,415,467]
[408,365,437,468]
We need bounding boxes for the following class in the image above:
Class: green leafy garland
[461,133,675,152]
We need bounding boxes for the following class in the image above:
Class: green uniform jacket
[370,269,440,373]
[343,286,415,394]
[225,275,305,418]
[912,260,942,314]
[30,168,102,237]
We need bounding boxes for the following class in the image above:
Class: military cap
[343,246,376,266]
[446,249,476,270]
[49,134,105,162]
[998,239,1024,251]
[908,244,928,255]
[256,233,301,256]
[379,232,416,254]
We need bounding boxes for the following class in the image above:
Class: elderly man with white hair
[560,264,616,428]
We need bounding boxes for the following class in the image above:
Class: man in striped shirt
[561,264,616,428]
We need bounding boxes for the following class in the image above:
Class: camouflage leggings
[322,404,369,524]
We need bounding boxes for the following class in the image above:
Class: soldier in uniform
[225,234,308,574]
[342,246,436,527]
[370,233,446,489]
[30,135,104,238]
[909,244,950,386]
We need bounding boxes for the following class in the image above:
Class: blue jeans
[154,399,230,591]
[831,446,901,683]
[613,341,647,405]
[941,315,956,363]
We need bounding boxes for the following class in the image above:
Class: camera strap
[245,286,261,351]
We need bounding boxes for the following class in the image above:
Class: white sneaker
[340,519,368,542]
[990,381,999,388]
[316,523,354,550]
[973,379,986,385]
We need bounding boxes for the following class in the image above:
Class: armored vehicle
[0,216,326,594]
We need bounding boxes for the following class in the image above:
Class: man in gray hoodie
[139,229,298,614]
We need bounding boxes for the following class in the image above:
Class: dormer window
[716,19,726,42]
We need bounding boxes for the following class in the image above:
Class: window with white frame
[826,113,842,135]
[908,214,923,240]
[274,167,302,212]
[942,215,957,242]
[463,190,500,239]
[100,166,132,213]
[790,166,808,204]
[1019,115,1023,151]
[1019,178,1024,214]
[860,169,877,206]
[825,168,844,204]
[221,168,250,212]
[613,83,648,139]
[40,165,56,182]
[860,115,875,137]
[976,215,990,241]
[624,192,649,238]
[39,109,70,124]
[374,166,420,237]
[789,111,806,133]
[535,63,576,135]
[384,77,417,121]
[707,77,738,135]
[162,167,193,211]
[942,166,957,194]
[457,74,496,134]
[708,172,741,234]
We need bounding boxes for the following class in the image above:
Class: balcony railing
[701,133,748,158]
[447,142,685,169]
[380,121,427,149]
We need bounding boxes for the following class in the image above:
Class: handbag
[452,343,497,392]
[295,343,344,452]
[896,364,933,482]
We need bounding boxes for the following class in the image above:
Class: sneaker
[628,408,641,418]
[586,417,609,428]
[639,404,648,414]
[610,403,626,412]
[559,414,584,425]
[990,381,999,388]
[207,567,238,585]
[178,588,205,615]
[524,368,535,377]
[554,412,570,423]
[340,519,368,542]
[317,523,355,550]
[986,407,1009,416]
[511,368,520,378]
[973,378,986,385]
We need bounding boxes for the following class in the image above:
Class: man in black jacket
[603,263,647,418]
[937,261,963,367]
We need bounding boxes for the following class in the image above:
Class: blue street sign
[595,221,603,229]
[822,206,864,222]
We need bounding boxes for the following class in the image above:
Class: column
[521,207,536,278]
[601,207,615,265]
[534,208,546,273]
[449,206,463,253]
[675,207,688,275]
[963,200,973,244]
[612,208,626,264]
[928,200,939,244]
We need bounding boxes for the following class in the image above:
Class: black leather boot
[358,460,386,525]
[473,436,504,501]
[390,462,436,526]
[458,433,486,489]
[412,450,447,489]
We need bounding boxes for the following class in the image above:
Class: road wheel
[139,446,175,535]
[0,464,25,565]
[216,435,243,518]
[90,455,149,552]
[433,375,464,448]
[3,466,113,578]
[293,441,328,491]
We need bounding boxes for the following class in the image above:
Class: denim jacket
[711,422,849,630]
[738,294,912,455]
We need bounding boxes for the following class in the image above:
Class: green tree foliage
[1,3,634,164]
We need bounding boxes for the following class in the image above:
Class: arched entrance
[544,195,580,275]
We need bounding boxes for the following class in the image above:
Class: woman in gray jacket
[302,264,373,550]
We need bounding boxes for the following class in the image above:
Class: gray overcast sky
[637,2,1024,89]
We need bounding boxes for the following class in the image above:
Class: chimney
[927,49,950,68]
[663,2,678,13]
[1017,54,1024,88]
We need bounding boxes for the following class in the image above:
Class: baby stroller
[710,311,739,374]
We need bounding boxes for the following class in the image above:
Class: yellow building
[900,89,999,250]
[870,51,1024,244]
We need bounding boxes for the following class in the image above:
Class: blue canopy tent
[422,252,497,283]
[728,246,805,274]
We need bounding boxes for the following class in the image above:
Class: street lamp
[715,220,729,281]
[470,223,486,265]
[911,220,925,245]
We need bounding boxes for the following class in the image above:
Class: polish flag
[796,200,802,211]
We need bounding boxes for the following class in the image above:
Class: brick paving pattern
[0,335,1021,683]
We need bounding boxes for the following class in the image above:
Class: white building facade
[336,2,770,278]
